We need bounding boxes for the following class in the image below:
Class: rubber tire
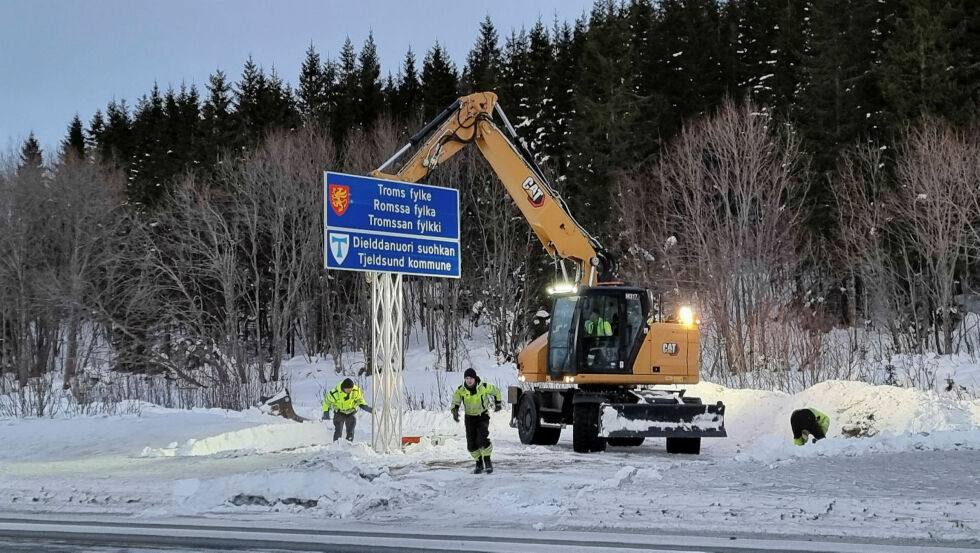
[517,394,561,445]
[572,402,606,453]
[665,437,701,454]
[607,437,645,447]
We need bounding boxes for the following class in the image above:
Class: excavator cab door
[547,287,649,379]
[546,295,579,380]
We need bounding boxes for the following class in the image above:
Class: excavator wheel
[665,437,701,455]
[572,402,606,453]
[517,393,561,445]
[607,437,645,447]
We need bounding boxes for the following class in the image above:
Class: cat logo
[521,176,545,207]
[662,343,678,356]
[329,184,350,216]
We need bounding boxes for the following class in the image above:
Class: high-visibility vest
[322,382,366,414]
[585,317,612,336]
[793,408,831,445]
[809,407,831,435]
[451,381,502,416]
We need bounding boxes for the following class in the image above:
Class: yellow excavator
[372,92,725,453]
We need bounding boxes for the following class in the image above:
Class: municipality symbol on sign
[329,233,350,264]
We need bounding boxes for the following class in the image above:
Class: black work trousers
[464,413,491,459]
[790,409,825,441]
[333,411,357,441]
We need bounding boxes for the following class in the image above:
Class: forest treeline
[2,0,979,410]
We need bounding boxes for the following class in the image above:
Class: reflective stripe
[451,382,502,416]
[469,445,493,459]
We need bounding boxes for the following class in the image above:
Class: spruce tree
[87,110,105,153]
[542,19,586,174]
[236,56,268,144]
[357,32,384,131]
[262,67,300,131]
[396,47,422,123]
[522,20,553,156]
[202,69,239,164]
[656,0,727,134]
[298,44,329,125]
[129,83,168,208]
[727,0,768,106]
[321,58,340,126]
[331,38,358,147]
[498,29,530,127]
[177,84,202,167]
[381,73,398,119]
[18,132,43,177]
[797,0,893,235]
[957,0,980,124]
[625,0,668,154]
[568,0,639,232]
[163,84,201,174]
[421,42,459,119]
[800,0,892,170]
[62,115,86,161]
[878,0,961,128]
[101,99,132,167]
[463,16,502,93]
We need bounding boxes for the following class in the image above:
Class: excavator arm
[370,92,614,286]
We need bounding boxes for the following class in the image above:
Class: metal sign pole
[371,272,404,453]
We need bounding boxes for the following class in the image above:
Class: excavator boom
[372,92,611,286]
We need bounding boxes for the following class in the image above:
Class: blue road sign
[324,171,460,278]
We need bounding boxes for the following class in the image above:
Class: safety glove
[451,407,460,423]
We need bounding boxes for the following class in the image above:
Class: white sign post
[324,171,460,453]
[369,271,404,453]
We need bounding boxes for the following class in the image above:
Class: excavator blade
[600,401,726,439]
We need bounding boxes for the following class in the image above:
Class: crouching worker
[451,368,502,474]
[791,407,830,445]
[322,378,373,442]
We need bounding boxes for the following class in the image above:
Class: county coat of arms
[329,184,350,216]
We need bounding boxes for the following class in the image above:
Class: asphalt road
[0,516,978,553]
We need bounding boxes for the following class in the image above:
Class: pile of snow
[676,379,980,462]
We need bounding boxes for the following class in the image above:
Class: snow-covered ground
[2,329,980,544]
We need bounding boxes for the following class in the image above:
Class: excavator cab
[547,286,650,380]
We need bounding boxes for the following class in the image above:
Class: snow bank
[674,379,980,462]
[141,419,323,457]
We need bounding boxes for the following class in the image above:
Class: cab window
[547,296,577,375]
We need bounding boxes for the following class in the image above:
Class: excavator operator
[585,310,612,337]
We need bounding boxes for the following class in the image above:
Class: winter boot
[473,458,484,474]
[483,456,493,474]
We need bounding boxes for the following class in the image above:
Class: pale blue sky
[0,0,594,158]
